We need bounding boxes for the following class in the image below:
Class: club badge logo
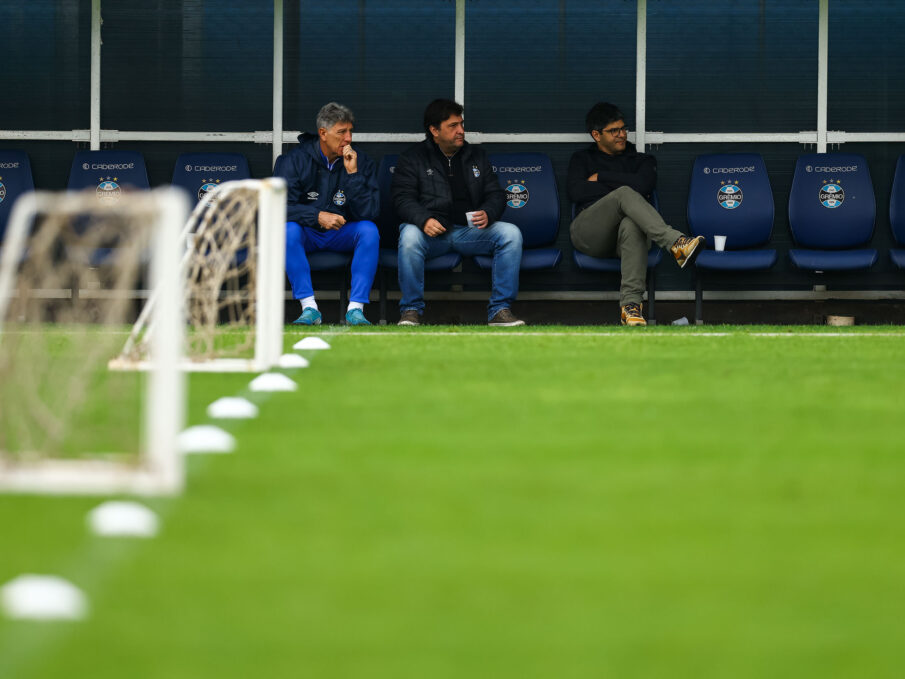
[0,179,6,205]
[96,177,122,205]
[505,182,529,209]
[333,189,346,206]
[198,179,220,205]
[472,165,481,179]
[718,181,743,210]
[819,181,844,208]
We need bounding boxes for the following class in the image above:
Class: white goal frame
[0,188,188,495]
[112,178,286,373]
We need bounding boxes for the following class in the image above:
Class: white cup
[466,211,478,228]
[714,235,727,252]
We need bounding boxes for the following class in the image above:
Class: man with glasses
[568,102,704,326]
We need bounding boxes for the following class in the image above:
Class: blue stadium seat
[888,154,905,269]
[570,193,663,324]
[68,150,150,195]
[273,153,351,318]
[0,150,35,244]
[688,153,777,323]
[788,153,877,272]
[376,154,461,324]
[172,152,250,205]
[474,153,562,271]
[65,151,150,266]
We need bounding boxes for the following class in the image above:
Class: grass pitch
[1,326,904,678]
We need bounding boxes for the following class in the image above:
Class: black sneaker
[397,310,421,326]
[488,308,526,327]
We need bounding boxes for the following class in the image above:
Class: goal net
[0,188,187,495]
[111,178,286,373]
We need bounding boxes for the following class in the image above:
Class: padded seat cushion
[573,248,662,272]
[696,249,777,271]
[789,248,878,271]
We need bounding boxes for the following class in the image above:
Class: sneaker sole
[488,321,526,327]
[397,321,420,326]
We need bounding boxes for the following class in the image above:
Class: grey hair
[316,102,354,131]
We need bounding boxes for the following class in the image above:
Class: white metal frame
[0,189,188,495]
[112,178,287,373]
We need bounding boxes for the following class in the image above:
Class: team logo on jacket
[333,189,346,206]
[505,182,529,208]
[0,179,6,204]
[819,181,844,208]
[717,181,743,210]
[96,178,122,204]
[307,191,319,201]
[472,165,481,178]
[198,179,220,205]
[426,168,434,176]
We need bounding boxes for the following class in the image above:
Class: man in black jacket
[392,99,524,326]
[568,102,704,326]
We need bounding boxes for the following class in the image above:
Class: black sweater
[567,142,657,215]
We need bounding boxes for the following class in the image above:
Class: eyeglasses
[600,126,628,137]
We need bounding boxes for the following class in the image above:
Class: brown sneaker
[397,309,421,326]
[620,302,647,326]
[670,235,706,269]
[488,308,526,327]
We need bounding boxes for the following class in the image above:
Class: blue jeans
[398,221,523,320]
[285,220,379,304]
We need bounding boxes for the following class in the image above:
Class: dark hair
[423,99,464,139]
[585,102,624,135]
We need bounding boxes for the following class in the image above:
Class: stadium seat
[66,150,150,267]
[273,153,351,319]
[68,150,150,194]
[171,152,250,205]
[570,193,663,324]
[687,153,777,324]
[474,153,562,271]
[375,154,461,324]
[888,154,905,269]
[788,153,877,272]
[0,150,35,245]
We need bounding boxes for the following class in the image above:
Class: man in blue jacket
[392,99,524,326]
[276,102,380,325]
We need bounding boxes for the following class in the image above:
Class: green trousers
[570,186,684,307]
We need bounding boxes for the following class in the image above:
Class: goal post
[112,177,287,373]
[0,188,188,495]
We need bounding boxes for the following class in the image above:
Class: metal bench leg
[695,273,704,325]
[647,268,657,325]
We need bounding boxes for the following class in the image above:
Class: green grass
[1,326,904,678]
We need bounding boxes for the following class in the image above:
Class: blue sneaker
[292,307,322,325]
[344,308,371,326]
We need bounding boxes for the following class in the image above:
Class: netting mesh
[0,195,154,461]
[119,182,259,366]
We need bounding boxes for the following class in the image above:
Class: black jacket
[392,138,506,230]
[276,132,380,229]
[567,142,657,215]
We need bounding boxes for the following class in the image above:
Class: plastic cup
[466,211,478,227]
[714,235,727,251]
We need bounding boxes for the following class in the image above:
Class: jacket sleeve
[345,154,380,222]
[595,154,657,196]
[478,155,507,224]
[277,153,320,227]
[567,151,610,206]
[392,152,434,230]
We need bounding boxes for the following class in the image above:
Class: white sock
[301,296,317,311]
[347,301,364,312]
